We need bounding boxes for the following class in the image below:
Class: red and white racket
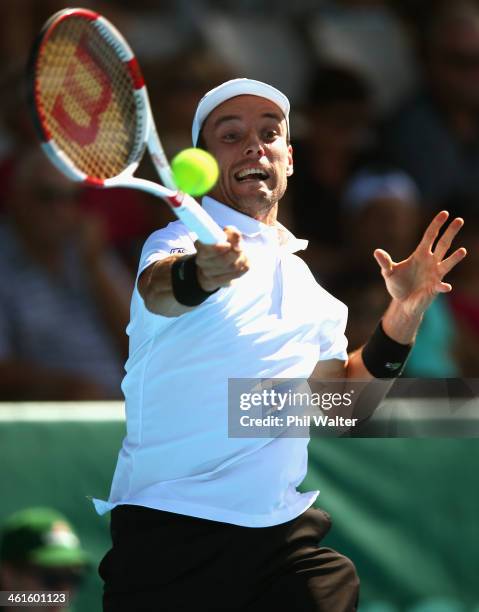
[27,7,224,244]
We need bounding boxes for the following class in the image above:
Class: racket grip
[172,193,226,245]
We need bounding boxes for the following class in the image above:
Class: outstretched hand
[195,225,250,292]
[374,211,467,319]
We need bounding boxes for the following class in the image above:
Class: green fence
[0,403,478,611]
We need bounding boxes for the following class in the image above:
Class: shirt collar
[201,196,308,253]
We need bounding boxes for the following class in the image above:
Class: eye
[263,129,278,142]
[221,131,239,143]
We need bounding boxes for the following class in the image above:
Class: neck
[228,200,279,226]
[251,202,278,226]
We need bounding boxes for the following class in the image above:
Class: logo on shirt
[170,248,187,254]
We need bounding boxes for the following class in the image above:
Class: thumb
[224,225,242,251]
[374,249,394,277]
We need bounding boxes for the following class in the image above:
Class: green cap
[0,508,90,568]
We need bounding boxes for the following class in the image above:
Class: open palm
[374,211,467,319]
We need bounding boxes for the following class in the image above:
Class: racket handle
[171,192,226,245]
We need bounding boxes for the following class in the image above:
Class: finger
[196,228,243,260]
[218,256,249,276]
[223,226,242,251]
[417,210,449,252]
[436,282,452,293]
[373,249,394,277]
[195,241,232,261]
[198,249,248,275]
[434,217,464,260]
[438,247,467,276]
[209,253,249,275]
[206,269,248,286]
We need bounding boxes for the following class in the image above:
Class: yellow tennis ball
[171,148,219,196]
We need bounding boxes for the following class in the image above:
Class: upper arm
[137,257,172,302]
[137,255,195,317]
[310,358,347,380]
[315,284,348,362]
[137,223,195,284]
[311,350,374,381]
[136,223,196,316]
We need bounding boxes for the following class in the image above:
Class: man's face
[200,95,293,218]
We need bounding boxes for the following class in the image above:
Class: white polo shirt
[93,197,348,527]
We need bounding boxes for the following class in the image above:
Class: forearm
[346,298,421,379]
[344,298,420,420]
[381,298,424,344]
[138,227,248,317]
[345,348,374,379]
[138,256,195,317]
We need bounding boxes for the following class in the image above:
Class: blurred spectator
[308,0,417,114]
[0,4,174,270]
[447,206,479,376]
[383,0,479,210]
[0,507,89,612]
[287,64,376,281]
[148,48,234,155]
[0,150,132,401]
[76,187,161,274]
[341,166,422,275]
[196,12,312,105]
[336,168,462,377]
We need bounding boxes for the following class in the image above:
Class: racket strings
[36,17,142,180]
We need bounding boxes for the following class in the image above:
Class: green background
[0,417,478,611]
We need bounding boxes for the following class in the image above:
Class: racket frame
[29,8,225,244]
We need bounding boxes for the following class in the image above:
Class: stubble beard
[232,176,288,223]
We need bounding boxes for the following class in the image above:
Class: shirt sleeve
[316,286,349,362]
[138,221,196,278]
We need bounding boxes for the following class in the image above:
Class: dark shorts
[99,504,359,612]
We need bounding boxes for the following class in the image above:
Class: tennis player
[95,79,466,611]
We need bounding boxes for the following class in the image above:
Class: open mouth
[234,167,270,182]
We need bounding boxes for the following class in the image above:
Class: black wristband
[171,255,218,307]
[362,322,412,378]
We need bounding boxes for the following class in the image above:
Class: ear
[286,145,294,176]
[286,144,294,177]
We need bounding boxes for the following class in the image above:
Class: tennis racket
[27,7,225,245]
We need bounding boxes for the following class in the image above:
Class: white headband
[192,78,290,146]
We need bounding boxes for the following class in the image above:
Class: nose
[243,131,265,158]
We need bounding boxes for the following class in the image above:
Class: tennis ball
[171,148,219,196]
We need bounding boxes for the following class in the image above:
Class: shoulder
[315,280,348,322]
[142,220,196,256]
[138,220,196,277]
[287,253,348,321]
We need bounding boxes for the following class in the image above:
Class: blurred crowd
[1,0,479,400]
